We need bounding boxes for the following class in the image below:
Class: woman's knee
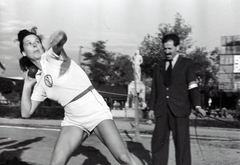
[50,151,68,165]
[116,152,143,165]
[115,150,132,164]
[50,158,66,165]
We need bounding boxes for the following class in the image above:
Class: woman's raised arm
[47,30,67,56]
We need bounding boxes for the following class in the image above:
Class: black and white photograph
[0,0,240,164]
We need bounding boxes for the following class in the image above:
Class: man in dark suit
[148,33,205,165]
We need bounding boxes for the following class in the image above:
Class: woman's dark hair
[162,33,180,46]
[17,27,42,71]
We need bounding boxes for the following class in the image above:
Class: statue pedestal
[128,80,146,100]
[126,81,146,111]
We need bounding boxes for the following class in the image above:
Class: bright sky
[0,0,240,77]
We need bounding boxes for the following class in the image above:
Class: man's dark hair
[162,33,180,46]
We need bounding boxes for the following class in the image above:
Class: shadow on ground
[0,137,44,165]
[72,145,111,165]
[125,141,152,165]
[71,132,152,165]
[123,130,152,165]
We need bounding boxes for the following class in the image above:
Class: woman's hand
[47,30,67,55]
[24,70,37,86]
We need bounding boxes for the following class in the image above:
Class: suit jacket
[149,56,200,118]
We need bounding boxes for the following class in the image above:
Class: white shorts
[61,89,113,135]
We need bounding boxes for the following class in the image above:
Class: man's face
[163,40,179,60]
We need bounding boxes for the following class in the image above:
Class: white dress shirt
[165,54,179,70]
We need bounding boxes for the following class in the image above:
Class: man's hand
[148,110,155,120]
[196,106,206,117]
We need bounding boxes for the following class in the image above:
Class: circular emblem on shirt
[44,74,53,87]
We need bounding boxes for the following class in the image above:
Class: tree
[139,13,193,78]
[109,55,133,86]
[0,77,12,94]
[188,47,221,108]
[186,47,219,107]
[81,41,113,85]
[81,41,134,86]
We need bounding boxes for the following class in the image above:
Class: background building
[218,35,240,109]
[219,35,240,92]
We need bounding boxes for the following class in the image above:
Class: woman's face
[22,34,45,61]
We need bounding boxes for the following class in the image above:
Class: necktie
[164,61,172,86]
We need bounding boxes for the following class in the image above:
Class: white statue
[132,50,143,81]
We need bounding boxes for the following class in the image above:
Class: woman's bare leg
[94,119,143,165]
[50,126,88,165]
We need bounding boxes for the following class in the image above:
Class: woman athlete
[18,27,143,165]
